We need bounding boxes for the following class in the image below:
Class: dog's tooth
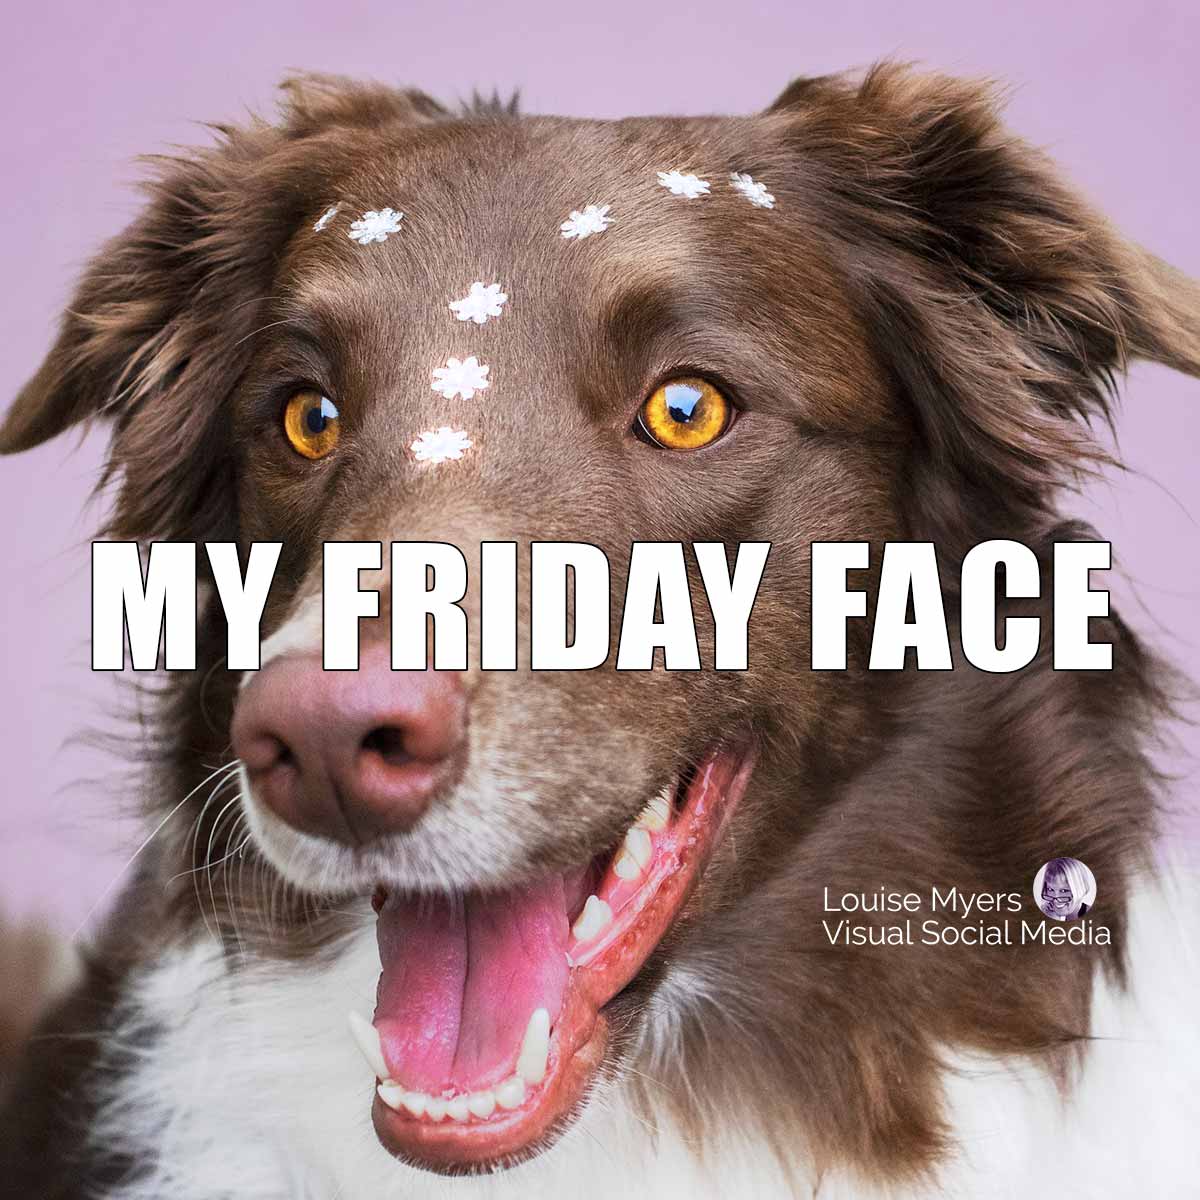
[495,1075,526,1110]
[637,792,671,832]
[613,850,641,880]
[467,1090,497,1119]
[517,1007,551,1085]
[613,827,653,882]
[377,1082,406,1112]
[400,1091,427,1118]
[571,895,613,942]
[623,827,653,869]
[347,1010,389,1079]
[446,1095,471,1122]
[424,1096,448,1122]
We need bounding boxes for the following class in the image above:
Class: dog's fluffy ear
[768,63,1200,538]
[0,74,444,540]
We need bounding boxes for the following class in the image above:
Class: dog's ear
[0,74,445,540]
[768,63,1200,539]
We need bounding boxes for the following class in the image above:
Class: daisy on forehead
[432,355,490,401]
[410,426,472,465]
[450,281,508,325]
[729,172,775,209]
[349,207,405,244]
[560,204,612,240]
[658,169,710,199]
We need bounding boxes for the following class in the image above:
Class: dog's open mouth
[347,742,755,1172]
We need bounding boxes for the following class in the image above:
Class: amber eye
[637,378,732,450]
[283,390,340,459]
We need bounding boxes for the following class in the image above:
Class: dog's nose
[231,642,466,843]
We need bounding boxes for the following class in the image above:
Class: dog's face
[217,108,904,1165]
[230,110,898,890]
[5,67,1198,1180]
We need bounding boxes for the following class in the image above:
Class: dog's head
[5,66,1198,1178]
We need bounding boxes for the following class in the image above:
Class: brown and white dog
[2,65,1199,1198]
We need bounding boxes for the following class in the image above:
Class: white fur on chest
[93,873,1199,1200]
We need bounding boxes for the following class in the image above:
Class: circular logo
[1033,858,1097,921]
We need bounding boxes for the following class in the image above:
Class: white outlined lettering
[391,542,468,670]
[206,542,282,671]
[323,542,381,670]
[1053,542,1113,670]
[92,542,197,671]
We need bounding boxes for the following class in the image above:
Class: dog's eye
[283,391,340,459]
[637,378,732,450]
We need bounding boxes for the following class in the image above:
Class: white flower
[313,205,339,232]
[431,355,490,400]
[658,170,710,199]
[348,208,404,244]
[560,204,613,240]
[411,427,473,464]
[729,172,775,209]
[450,281,508,325]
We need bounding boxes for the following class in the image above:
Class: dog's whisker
[71,759,241,941]
[202,789,246,934]
[169,788,244,885]
[220,814,252,954]
[230,316,303,351]
[234,820,260,941]
[188,769,244,940]
[616,1063,677,1097]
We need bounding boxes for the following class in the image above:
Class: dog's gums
[350,744,755,1170]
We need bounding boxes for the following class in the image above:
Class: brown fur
[0,918,80,1094]
[2,63,1198,1193]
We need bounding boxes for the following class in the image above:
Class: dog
[2,64,1198,1198]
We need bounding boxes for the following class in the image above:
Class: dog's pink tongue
[373,877,570,1093]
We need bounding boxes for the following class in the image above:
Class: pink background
[2,0,1197,931]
